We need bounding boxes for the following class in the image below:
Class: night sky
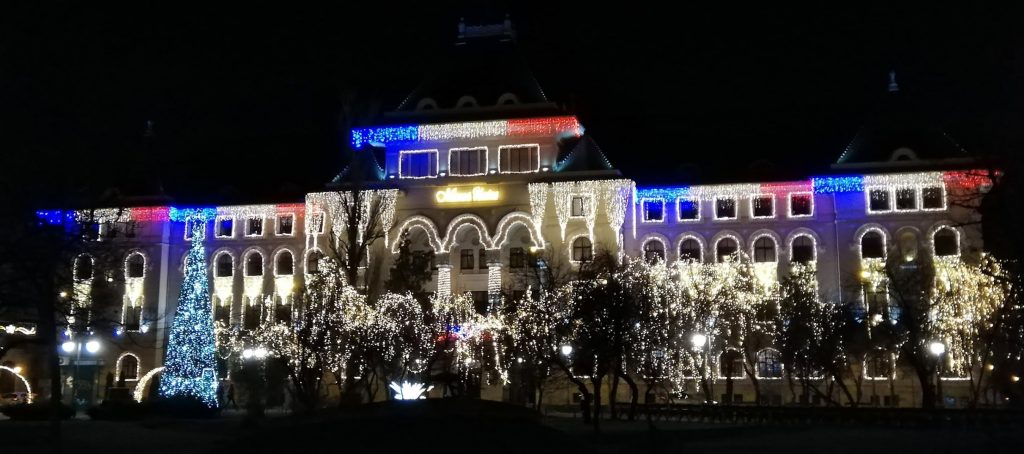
[4,4,1021,207]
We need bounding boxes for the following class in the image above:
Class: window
[571,196,588,218]
[933,228,959,256]
[864,287,888,317]
[460,249,475,270]
[572,237,593,263]
[126,253,145,279]
[752,195,774,218]
[509,247,526,268]
[868,188,891,212]
[274,297,292,324]
[214,301,230,324]
[922,186,944,210]
[276,214,294,236]
[119,355,139,380]
[498,144,540,173]
[184,218,205,241]
[642,199,665,222]
[719,350,745,378]
[478,249,487,270]
[715,197,737,220]
[789,193,813,217]
[895,187,917,211]
[216,217,234,238]
[678,238,702,262]
[243,300,262,330]
[306,250,323,274]
[861,231,885,259]
[400,149,438,178]
[677,198,699,221]
[865,352,893,379]
[124,306,142,332]
[756,349,783,378]
[791,235,815,263]
[276,251,294,275]
[643,240,665,263]
[309,212,325,234]
[214,254,232,277]
[449,147,487,176]
[74,255,93,281]
[716,238,738,262]
[753,237,776,263]
[246,252,264,276]
[246,217,264,236]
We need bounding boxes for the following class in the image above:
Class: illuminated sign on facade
[435,186,501,204]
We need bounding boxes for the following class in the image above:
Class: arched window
[245,252,264,276]
[118,354,139,381]
[678,238,702,262]
[933,228,959,257]
[753,237,776,263]
[306,250,323,274]
[215,253,233,278]
[756,349,782,378]
[572,237,593,263]
[126,253,145,279]
[861,231,885,259]
[719,350,745,378]
[74,255,93,281]
[716,238,738,262]
[791,235,815,263]
[643,240,665,263]
[275,251,294,276]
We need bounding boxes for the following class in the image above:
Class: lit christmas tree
[159,218,219,407]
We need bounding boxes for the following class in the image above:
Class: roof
[330,148,386,187]
[555,135,616,172]
[387,18,557,123]
[834,83,968,167]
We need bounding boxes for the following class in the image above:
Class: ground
[1,404,1022,453]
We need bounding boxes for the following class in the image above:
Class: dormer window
[449,147,488,176]
[399,149,438,178]
[498,144,540,173]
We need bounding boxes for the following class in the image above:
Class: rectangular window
[868,188,891,212]
[751,195,774,218]
[460,249,475,270]
[895,187,917,211]
[246,217,264,236]
[509,247,525,268]
[399,149,438,178]
[789,193,813,217]
[184,219,206,241]
[715,197,737,220]
[216,217,234,238]
[922,186,945,210]
[498,144,540,173]
[571,196,588,218]
[677,197,699,221]
[276,214,295,236]
[448,147,488,176]
[478,249,487,269]
[309,212,325,233]
[641,199,665,222]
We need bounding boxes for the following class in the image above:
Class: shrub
[0,402,75,420]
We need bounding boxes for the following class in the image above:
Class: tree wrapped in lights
[159,220,219,407]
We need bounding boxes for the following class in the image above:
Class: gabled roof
[331,148,385,186]
[555,135,616,173]
[834,79,968,168]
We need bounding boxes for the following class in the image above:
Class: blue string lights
[158,221,219,407]
[811,176,864,194]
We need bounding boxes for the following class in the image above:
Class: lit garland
[527,183,549,244]
[114,352,141,382]
[350,116,582,149]
[437,265,452,295]
[0,366,33,403]
[159,221,219,407]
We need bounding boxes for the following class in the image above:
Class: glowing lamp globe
[691,333,708,349]
[928,342,945,356]
[560,345,573,356]
[85,340,101,354]
[61,341,76,353]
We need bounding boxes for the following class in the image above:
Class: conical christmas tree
[159,219,219,407]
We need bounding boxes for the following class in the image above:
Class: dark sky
[4,3,1021,207]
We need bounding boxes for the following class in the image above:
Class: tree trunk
[619,371,639,421]
[915,368,936,409]
[608,373,619,420]
[591,375,602,430]
[566,374,591,424]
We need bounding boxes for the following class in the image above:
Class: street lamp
[560,345,573,357]
[929,341,946,408]
[241,346,269,417]
[690,333,711,404]
[59,338,101,411]
[690,333,707,350]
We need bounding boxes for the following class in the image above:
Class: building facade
[11,22,994,408]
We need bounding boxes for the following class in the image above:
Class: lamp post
[691,333,711,404]
[241,346,268,418]
[928,341,946,408]
[60,338,101,412]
